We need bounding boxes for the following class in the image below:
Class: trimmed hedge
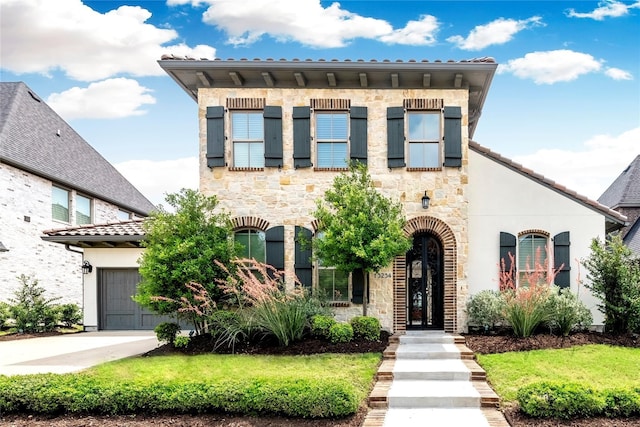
[517,381,640,419]
[350,316,380,341]
[0,374,359,418]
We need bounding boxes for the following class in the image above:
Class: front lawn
[0,353,382,418]
[477,344,640,403]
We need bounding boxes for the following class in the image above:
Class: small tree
[134,189,240,325]
[9,275,60,333]
[582,235,640,334]
[311,163,412,315]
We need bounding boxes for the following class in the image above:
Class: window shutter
[263,106,283,167]
[351,268,368,304]
[387,107,405,168]
[553,231,571,288]
[206,106,225,168]
[294,226,313,289]
[500,232,517,275]
[265,226,285,272]
[293,106,312,168]
[350,106,367,165]
[443,106,462,167]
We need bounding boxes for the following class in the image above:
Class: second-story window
[76,194,92,225]
[408,112,440,168]
[232,111,264,168]
[316,112,348,169]
[52,186,70,223]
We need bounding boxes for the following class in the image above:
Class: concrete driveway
[0,331,160,376]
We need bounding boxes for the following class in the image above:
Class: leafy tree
[582,234,640,333]
[134,189,240,323]
[311,163,412,315]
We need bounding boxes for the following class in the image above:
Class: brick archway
[393,216,457,333]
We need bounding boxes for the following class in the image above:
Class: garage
[98,268,176,330]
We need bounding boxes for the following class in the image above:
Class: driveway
[0,331,160,376]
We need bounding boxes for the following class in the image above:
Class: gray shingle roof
[469,141,628,232]
[42,219,145,248]
[598,155,640,209]
[0,82,156,216]
[623,218,640,254]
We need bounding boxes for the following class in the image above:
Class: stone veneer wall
[198,87,470,333]
[0,162,127,306]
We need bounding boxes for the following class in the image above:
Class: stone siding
[197,87,470,333]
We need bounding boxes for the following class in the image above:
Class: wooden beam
[326,72,336,87]
[196,71,212,87]
[294,72,306,87]
[359,72,368,87]
[229,71,243,86]
[262,72,275,87]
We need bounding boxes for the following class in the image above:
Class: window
[234,229,266,263]
[518,233,548,284]
[52,186,70,222]
[118,210,131,221]
[315,232,349,302]
[76,195,92,225]
[408,112,440,168]
[232,111,264,168]
[316,112,348,168]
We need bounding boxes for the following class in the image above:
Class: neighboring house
[598,155,640,254]
[156,57,626,333]
[0,82,155,312]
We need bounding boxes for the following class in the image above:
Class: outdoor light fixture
[81,260,93,274]
[421,191,430,209]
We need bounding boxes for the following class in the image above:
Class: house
[52,56,620,334]
[0,82,156,315]
[598,155,640,254]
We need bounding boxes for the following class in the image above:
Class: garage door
[99,268,178,330]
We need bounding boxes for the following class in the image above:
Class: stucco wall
[0,162,130,310]
[468,150,606,327]
[197,87,471,332]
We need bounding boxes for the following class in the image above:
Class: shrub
[173,336,190,348]
[0,301,11,328]
[350,316,380,341]
[209,310,251,352]
[9,275,60,333]
[154,322,181,345]
[602,388,640,418]
[517,381,606,419]
[328,322,353,344]
[546,286,592,336]
[57,303,82,328]
[310,315,336,339]
[466,290,505,331]
[502,284,551,338]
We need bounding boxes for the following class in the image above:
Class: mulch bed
[2,330,639,426]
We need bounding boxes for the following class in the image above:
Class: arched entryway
[393,216,457,333]
[406,233,444,329]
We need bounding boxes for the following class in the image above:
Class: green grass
[86,352,381,402]
[477,344,640,402]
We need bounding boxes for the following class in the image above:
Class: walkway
[362,330,509,426]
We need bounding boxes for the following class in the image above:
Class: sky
[1,0,639,208]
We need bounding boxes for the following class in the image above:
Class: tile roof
[598,155,640,209]
[41,219,146,248]
[469,141,628,232]
[0,82,156,216]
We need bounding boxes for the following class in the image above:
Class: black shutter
[350,106,367,165]
[351,268,368,304]
[500,232,517,275]
[206,106,225,168]
[554,232,571,288]
[264,106,283,167]
[387,107,405,168]
[443,106,462,167]
[266,226,285,272]
[293,106,312,168]
[294,226,313,289]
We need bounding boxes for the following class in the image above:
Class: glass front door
[406,233,443,329]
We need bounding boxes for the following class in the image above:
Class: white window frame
[52,185,70,223]
[315,111,349,169]
[75,194,93,225]
[231,111,264,168]
[407,111,441,168]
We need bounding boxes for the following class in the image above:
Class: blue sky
[1,0,638,207]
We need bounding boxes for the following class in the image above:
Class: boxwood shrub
[328,322,354,344]
[350,316,380,341]
[0,374,359,418]
[310,315,336,339]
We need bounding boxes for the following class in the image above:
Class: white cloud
[115,157,199,209]
[46,78,156,120]
[498,50,602,84]
[566,0,640,20]
[513,127,640,201]
[0,0,215,81]
[447,16,543,50]
[605,67,634,80]
[378,15,439,46]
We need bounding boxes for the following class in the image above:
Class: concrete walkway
[0,331,160,376]
[363,330,509,427]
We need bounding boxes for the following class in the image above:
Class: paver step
[381,408,493,426]
[395,343,461,359]
[393,359,470,380]
[399,332,455,344]
[388,379,481,408]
